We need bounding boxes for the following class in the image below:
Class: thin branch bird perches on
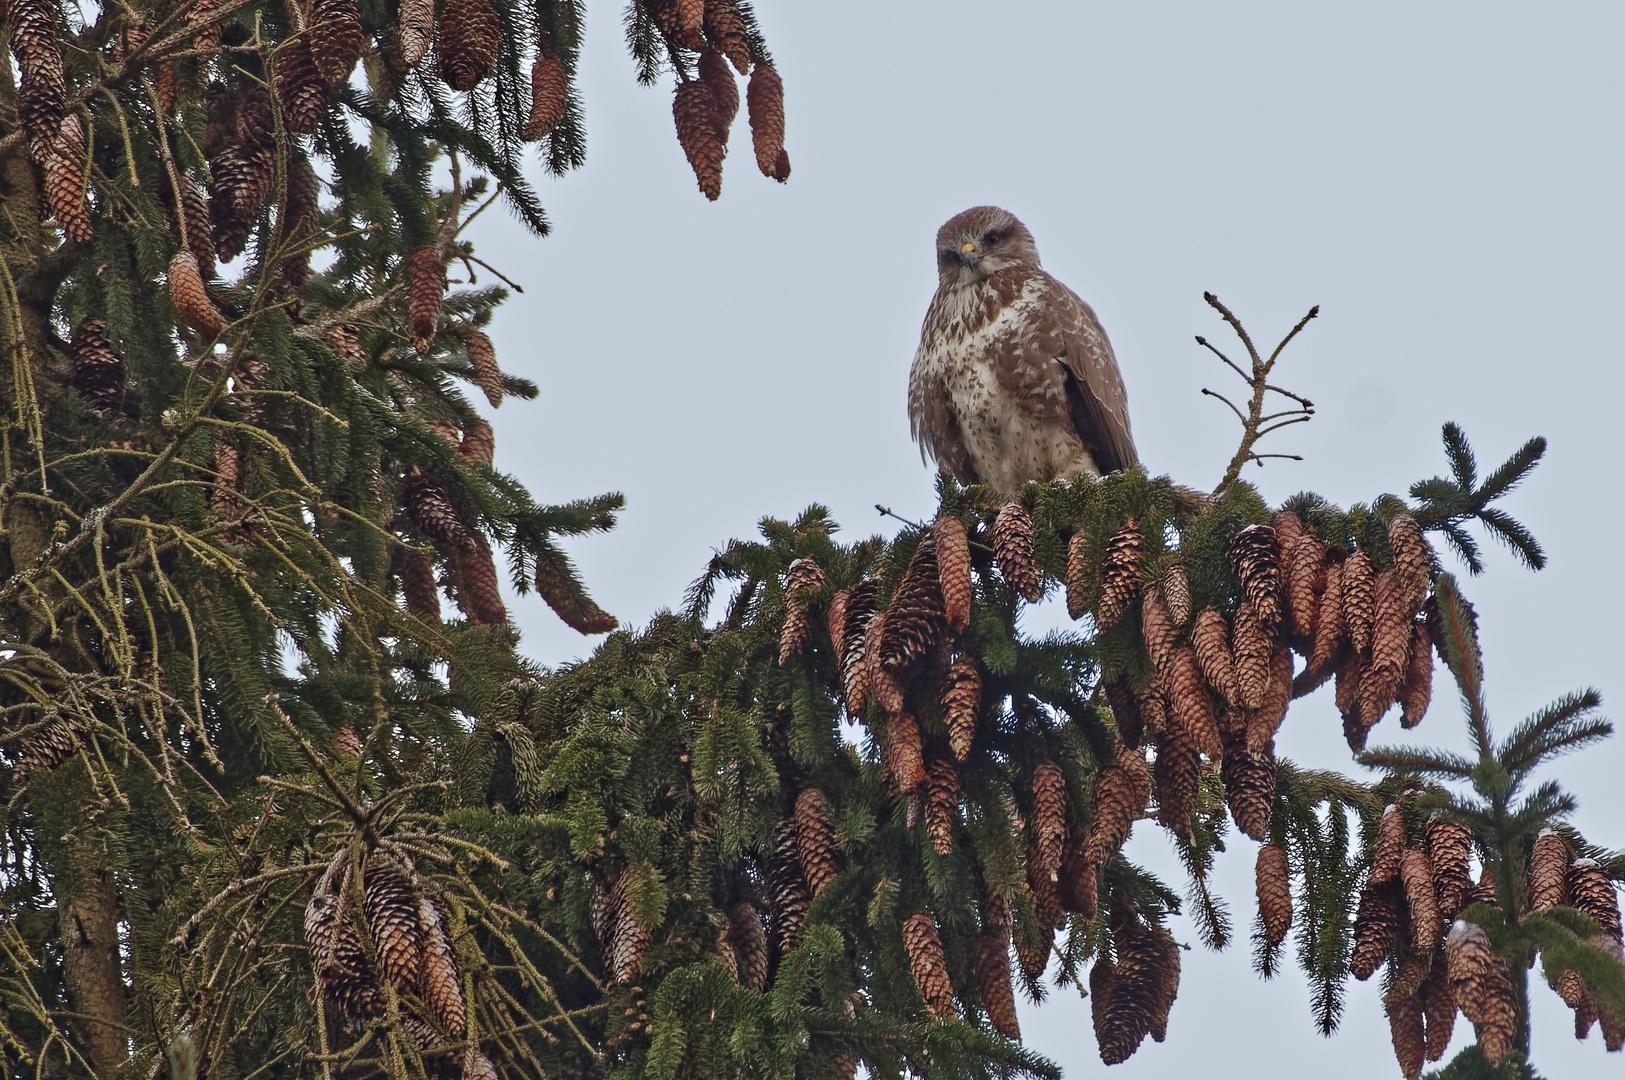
[1199,293,1319,495]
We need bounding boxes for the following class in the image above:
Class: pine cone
[724,901,768,991]
[771,146,790,181]
[36,115,92,242]
[1373,803,1407,883]
[15,721,79,776]
[309,0,364,84]
[1152,720,1200,840]
[858,611,897,713]
[169,252,226,335]
[1103,678,1143,750]
[363,854,424,995]
[170,173,217,280]
[1361,570,1410,729]
[1420,963,1457,1062]
[459,419,495,468]
[886,711,926,795]
[1342,549,1376,655]
[1231,600,1272,711]
[1568,858,1622,937]
[925,760,959,855]
[793,788,840,898]
[205,84,277,260]
[973,932,1020,1038]
[765,822,809,960]
[1029,760,1068,879]
[1245,644,1294,754]
[880,537,945,671]
[276,37,332,136]
[1137,680,1170,743]
[395,0,434,66]
[1384,987,1426,1079]
[1445,920,1517,1065]
[1307,559,1346,678]
[306,862,383,1020]
[209,433,241,520]
[524,53,570,140]
[457,329,505,408]
[396,547,441,620]
[1471,865,1499,909]
[1426,814,1474,919]
[993,503,1043,602]
[1063,531,1090,621]
[403,470,474,552]
[1256,843,1292,947]
[902,913,956,1018]
[1337,649,1367,752]
[1552,966,1587,1009]
[1191,608,1241,707]
[1286,534,1326,644]
[1026,834,1066,930]
[1096,520,1143,630]
[437,0,501,90]
[1098,921,1162,1064]
[1351,880,1404,981]
[1401,849,1443,955]
[1229,524,1281,633]
[1147,923,1181,1043]
[673,80,726,201]
[1083,744,1151,867]
[779,556,826,665]
[1015,907,1054,977]
[1160,563,1191,627]
[1527,829,1573,912]
[702,0,750,73]
[534,548,619,634]
[1388,513,1432,616]
[416,895,466,1038]
[745,63,785,179]
[408,247,445,350]
[455,536,508,625]
[839,584,879,713]
[11,0,65,146]
[932,515,972,633]
[936,658,978,763]
[1575,986,1598,1040]
[1273,510,1303,569]
[1140,588,1178,673]
[1089,953,1116,1054]
[1167,647,1222,760]
[1594,933,1625,1051]
[1058,837,1099,919]
[67,319,128,413]
[1221,736,1274,841]
[1399,621,1434,729]
[190,0,222,53]
[609,869,652,984]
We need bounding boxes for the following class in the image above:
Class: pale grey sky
[466,2,1625,1074]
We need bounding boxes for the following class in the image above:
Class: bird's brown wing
[1049,277,1137,474]
[908,341,980,485]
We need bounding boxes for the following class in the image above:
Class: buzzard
[908,206,1137,495]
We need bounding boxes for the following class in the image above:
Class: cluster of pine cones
[303,848,496,1077]
[1526,831,1625,1053]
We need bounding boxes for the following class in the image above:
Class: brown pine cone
[1221,736,1274,841]
[169,173,217,280]
[925,760,960,855]
[1351,879,1404,981]
[673,80,726,201]
[416,895,466,1038]
[1388,513,1432,616]
[1419,962,1457,1062]
[1373,804,1407,883]
[1138,681,1170,743]
[860,612,899,713]
[395,0,434,66]
[1057,837,1099,919]
[1384,988,1426,1079]
[1286,534,1327,645]
[407,247,445,350]
[1152,720,1200,840]
[525,53,570,140]
[1401,850,1443,954]
[779,556,826,665]
[189,0,222,52]
[1160,562,1192,626]
[1471,865,1499,909]
[395,547,441,621]
[459,420,495,468]
[1025,838,1066,930]
[535,547,618,634]
[767,823,809,957]
[703,0,751,73]
[327,324,365,366]
[11,0,66,145]
[403,470,474,552]
[609,869,652,984]
[205,84,277,260]
[1096,520,1143,630]
[942,656,980,761]
[1575,986,1598,1040]
[1231,600,1272,711]
[771,146,790,181]
[1307,559,1346,677]
[826,587,851,662]
[839,584,880,712]
[1031,760,1068,879]
[725,902,768,991]
[1098,922,1161,1064]
[886,711,925,794]
[1336,649,1367,751]
[1089,953,1116,1055]
[1256,843,1293,947]
[1399,621,1434,729]
[793,788,840,898]
[1064,531,1090,620]
[1361,569,1411,729]
[993,503,1043,602]
[1140,588,1178,673]
[209,432,240,520]
[276,149,322,287]
[1552,966,1587,1009]
[1273,509,1304,569]
[1568,858,1622,937]
[745,63,785,179]
[934,515,972,633]
[67,319,127,413]
[306,862,383,1021]
[1167,647,1222,760]
[455,537,508,625]
[1245,645,1294,754]
[1342,549,1376,655]
[309,0,365,84]
[1229,524,1282,633]
[363,854,424,994]
[37,115,93,243]
[169,252,226,335]
[15,721,80,776]
[1426,814,1474,919]
[1445,920,1516,1065]
[1527,829,1573,912]
[1388,946,1433,1009]
[902,913,957,1018]
[1102,678,1143,750]
[437,0,502,90]
[1082,744,1151,867]
[973,932,1020,1038]
[1191,608,1240,707]
[1011,911,1051,981]
[1594,933,1625,1051]
[461,330,504,407]
[880,538,944,671]
[1147,923,1181,1043]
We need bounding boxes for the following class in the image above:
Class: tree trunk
[59,856,129,1077]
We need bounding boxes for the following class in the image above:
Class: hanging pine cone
[725,902,768,991]
[973,932,1019,1039]
[170,174,217,280]
[169,252,226,336]
[779,556,825,665]
[693,56,736,142]
[854,611,891,711]
[392,0,433,66]
[1140,588,1178,673]
[209,433,241,520]
[1026,834,1066,930]
[673,80,725,201]
[1342,549,1376,655]
[67,319,127,413]
[703,0,750,73]
[1594,934,1625,1051]
[942,657,980,761]
[993,503,1043,602]
[1287,534,1327,645]
[1245,644,1294,754]
[1160,562,1191,626]
[1361,570,1411,729]
[1147,923,1181,1043]
[306,862,383,1021]
[1167,647,1222,760]
[1089,953,1116,1056]
[1228,524,1281,633]
[395,547,441,620]
[524,52,570,140]
[1388,513,1432,616]
[1097,922,1161,1064]
[1568,858,1622,937]
[36,115,93,243]
[925,760,960,856]
[1231,600,1272,711]
[901,913,956,1018]
[14,721,79,776]
[11,0,65,145]
[826,587,852,663]
[1137,681,1170,743]
[768,823,811,957]
[886,711,925,794]
[1096,520,1143,630]
[1401,850,1443,955]
[1030,760,1068,880]
[840,611,876,715]
[1384,987,1426,1079]
[1083,743,1151,867]
[1419,963,1457,1062]
[792,788,839,898]
[458,330,505,408]
[880,537,945,671]
[1308,560,1346,677]
[1373,804,1407,883]
[1399,621,1434,729]
[609,869,652,984]
[403,470,475,552]
[1221,737,1274,841]
[1528,829,1573,912]
[363,854,424,995]
[1471,865,1499,909]
[276,37,332,135]
[1102,678,1143,750]
[416,895,466,1038]
[933,515,972,633]
[1064,531,1090,620]
[1351,880,1404,981]
[1152,720,1200,840]
[1575,986,1599,1041]
[190,0,222,52]
[1256,843,1293,947]
[459,419,495,469]
[407,246,445,350]
[1426,814,1474,919]
[437,0,501,90]
[1191,608,1240,707]
[1445,920,1517,1065]
[309,0,365,84]
[455,537,507,625]
[746,63,785,179]
[1273,510,1303,569]
[1015,910,1055,977]
[1058,838,1099,919]
[206,84,277,260]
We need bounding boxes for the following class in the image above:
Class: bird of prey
[908,206,1137,495]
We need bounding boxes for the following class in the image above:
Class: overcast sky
[463,2,1625,1074]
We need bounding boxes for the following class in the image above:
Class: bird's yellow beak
[960,241,976,254]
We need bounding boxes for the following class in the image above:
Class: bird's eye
[983,231,1001,246]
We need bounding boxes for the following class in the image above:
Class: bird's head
[934,206,1039,286]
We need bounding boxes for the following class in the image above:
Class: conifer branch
[1200,294,1319,495]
